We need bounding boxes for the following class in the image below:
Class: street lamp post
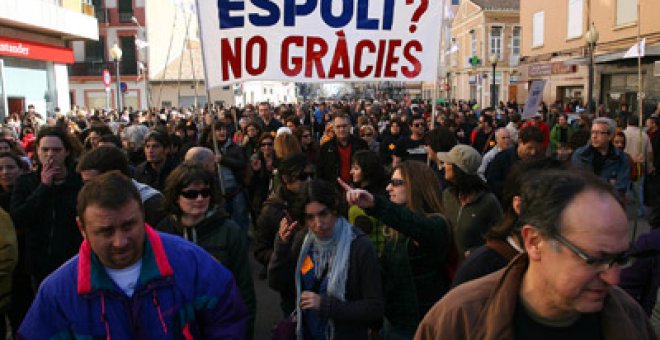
[110,43,123,111]
[585,22,599,115]
[489,53,498,109]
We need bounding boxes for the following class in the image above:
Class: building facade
[69,0,234,111]
[0,0,98,120]
[449,0,520,106]
[519,0,660,115]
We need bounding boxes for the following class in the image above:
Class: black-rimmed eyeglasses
[552,233,633,271]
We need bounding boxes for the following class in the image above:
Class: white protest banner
[197,0,442,87]
[523,80,546,119]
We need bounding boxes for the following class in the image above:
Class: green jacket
[0,208,17,310]
[366,196,452,334]
[442,188,503,255]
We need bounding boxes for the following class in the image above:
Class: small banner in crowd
[523,80,546,119]
[197,0,443,87]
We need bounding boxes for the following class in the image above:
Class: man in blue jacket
[18,171,247,339]
[571,117,630,198]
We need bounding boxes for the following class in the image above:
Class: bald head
[184,147,215,173]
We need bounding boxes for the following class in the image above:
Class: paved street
[250,247,283,339]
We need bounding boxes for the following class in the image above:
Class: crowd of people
[0,97,660,339]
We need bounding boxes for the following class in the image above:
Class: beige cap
[436,145,482,175]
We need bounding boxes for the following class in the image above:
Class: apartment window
[118,0,133,23]
[451,0,460,4]
[512,27,520,55]
[567,0,584,39]
[84,40,105,63]
[470,30,477,57]
[616,0,638,26]
[119,36,137,74]
[490,26,502,58]
[533,11,545,47]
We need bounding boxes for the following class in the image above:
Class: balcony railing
[69,60,138,77]
[118,11,133,23]
[69,61,108,76]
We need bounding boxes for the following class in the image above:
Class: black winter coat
[11,168,83,284]
[317,136,368,183]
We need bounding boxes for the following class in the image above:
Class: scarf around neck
[294,216,355,340]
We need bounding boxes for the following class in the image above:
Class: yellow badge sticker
[389,143,395,150]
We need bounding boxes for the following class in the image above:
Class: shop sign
[528,64,552,77]
[528,62,578,77]
[0,36,74,64]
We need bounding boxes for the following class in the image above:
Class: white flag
[135,38,149,50]
[623,38,646,58]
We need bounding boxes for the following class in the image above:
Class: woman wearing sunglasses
[247,133,277,223]
[268,179,383,340]
[158,161,256,339]
[342,160,452,339]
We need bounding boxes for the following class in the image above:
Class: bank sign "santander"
[0,36,74,64]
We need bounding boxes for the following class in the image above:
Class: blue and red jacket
[18,225,247,339]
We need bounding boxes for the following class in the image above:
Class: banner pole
[196,0,225,195]
[633,0,642,240]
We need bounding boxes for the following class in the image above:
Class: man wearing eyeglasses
[571,117,630,198]
[416,170,655,340]
[317,114,367,185]
[392,114,428,167]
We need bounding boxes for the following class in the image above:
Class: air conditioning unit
[655,61,660,77]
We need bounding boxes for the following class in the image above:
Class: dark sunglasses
[180,188,212,199]
[361,133,373,137]
[388,178,405,187]
[261,142,273,146]
[298,172,314,181]
[413,123,425,127]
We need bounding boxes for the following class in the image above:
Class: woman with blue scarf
[268,179,384,339]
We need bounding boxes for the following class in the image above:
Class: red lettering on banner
[354,40,375,78]
[384,39,402,77]
[246,36,267,76]
[402,40,422,78]
[374,40,387,77]
[305,37,328,78]
[221,37,242,81]
[328,31,350,79]
[282,36,304,76]
[276,35,425,80]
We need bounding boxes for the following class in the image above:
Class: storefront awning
[564,44,660,65]
[595,45,660,63]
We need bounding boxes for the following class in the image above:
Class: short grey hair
[592,117,616,135]
[495,127,510,138]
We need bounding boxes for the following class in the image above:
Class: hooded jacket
[18,226,247,339]
[157,210,256,339]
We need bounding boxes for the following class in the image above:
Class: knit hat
[436,145,482,175]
